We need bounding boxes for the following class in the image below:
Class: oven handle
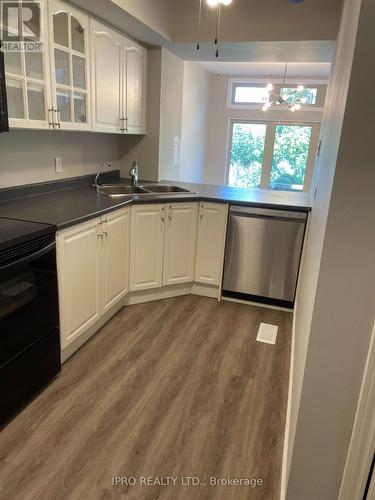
[0,241,56,272]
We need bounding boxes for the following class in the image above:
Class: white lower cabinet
[57,207,130,349]
[195,202,228,286]
[101,208,130,313]
[163,203,198,286]
[130,202,199,292]
[130,204,165,291]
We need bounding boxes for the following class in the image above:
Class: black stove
[0,218,55,251]
[0,217,60,429]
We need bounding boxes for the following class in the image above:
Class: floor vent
[256,323,278,345]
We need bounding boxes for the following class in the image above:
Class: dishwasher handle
[229,205,307,221]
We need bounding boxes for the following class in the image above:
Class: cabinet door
[4,2,52,129]
[49,0,90,130]
[195,203,228,286]
[90,20,122,133]
[57,218,100,349]
[163,203,198,286]
[122,42,147,134]
[101,208,130,313]
[130,204,165,291]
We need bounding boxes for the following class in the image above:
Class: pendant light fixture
[263,63,306,112]
[197,0,233,58]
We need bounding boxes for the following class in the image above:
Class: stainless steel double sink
[98,184,196,198]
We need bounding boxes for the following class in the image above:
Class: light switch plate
[55,157,62,173]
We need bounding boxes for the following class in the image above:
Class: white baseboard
[123,284,192,305]
[191,283,220,299]
[280,311,296,499]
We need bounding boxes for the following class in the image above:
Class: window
[270,125,313,191]
[280,87,318,105]
[232,84,269,104]
[227,121,318,192]
[228,79,327,109]
[229,123,267,188]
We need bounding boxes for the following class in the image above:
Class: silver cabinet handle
[168,205,172,221]
[54,108,61,129]
[161,207,166,223]
[200,203,204,220]
[120,117,128,133]
[48,108,55,129]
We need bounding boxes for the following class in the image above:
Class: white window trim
[225,118,320,193]
[227,77,328,111]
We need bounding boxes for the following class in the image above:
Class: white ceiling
[167,40,335,63]
[195,61,332,78]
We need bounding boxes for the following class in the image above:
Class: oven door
[0,237,59,368]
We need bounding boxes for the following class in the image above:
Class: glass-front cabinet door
[49,0,90,130]
[3,1,52,129]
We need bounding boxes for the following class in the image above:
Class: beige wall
[205,75,324,186]
[286,0,375,498]
[121,47,184,182]
[173,0,342,43]
[158,48,184,181]
[0,130,121,188]
[180,62,210,183]
[111,0,173,40]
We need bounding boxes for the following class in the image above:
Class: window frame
[227,78,328,111]
[225,119,320,193]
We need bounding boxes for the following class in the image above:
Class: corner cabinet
[90,19,147,134]
[163,203,198,286]
[195,203,228,286]
[57,207,130,349]
[130,202,198,292]
[130,204,165,291]
[49,0,91,130]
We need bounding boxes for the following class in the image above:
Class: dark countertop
[0,176,311,230]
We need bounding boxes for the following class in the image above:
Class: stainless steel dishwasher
[222,206,307,308]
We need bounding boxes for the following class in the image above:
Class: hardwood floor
[0,296,292,500]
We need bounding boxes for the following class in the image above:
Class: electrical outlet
[55,157,62,173]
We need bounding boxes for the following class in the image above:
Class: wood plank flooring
[0,296,292,500]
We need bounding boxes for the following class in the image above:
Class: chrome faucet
[94,161,112,190]
[129,161,139,187]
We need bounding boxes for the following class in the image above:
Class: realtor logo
[1,0,43,52]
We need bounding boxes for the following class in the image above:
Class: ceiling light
[262,63,306,113]
[197,0,233,57]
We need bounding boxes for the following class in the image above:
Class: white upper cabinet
[4,1,52,129]
[130,204,165,291]
[123,43,147,134]
[163,203,198,286]
[90,20,122,133]
[4,1,147,134]
[91,19,147,134]
[195,203,228,286]
[49,0,90,130]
